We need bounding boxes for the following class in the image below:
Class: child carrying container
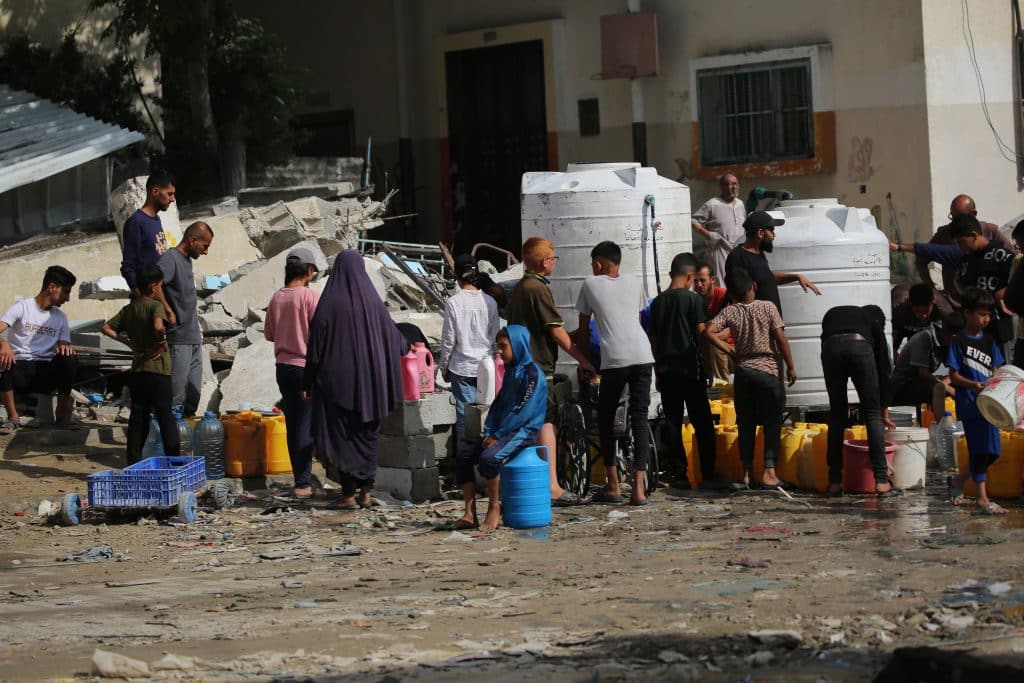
[264,247,320,498]
[101,264,179,465]
[946,287,1007,514]
[703,267,797,489]
[455,325,546,531]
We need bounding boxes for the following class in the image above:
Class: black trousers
[0,354,77,395]
[598,364,652,471]
[659,373,716,479]
[821,338,887,484]
[127,372,179,465]
[734,366,785,470]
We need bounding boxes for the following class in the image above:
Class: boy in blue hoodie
[456,325,547,531]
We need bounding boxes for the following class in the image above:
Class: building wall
[0,158,110,244]
[241,0,955,248]
[921,0,1023,231]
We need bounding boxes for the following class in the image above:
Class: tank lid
[778,198,840,208]
[565,162,640,172]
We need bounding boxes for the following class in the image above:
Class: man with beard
[158,221,214,417]
[724,211,820,315]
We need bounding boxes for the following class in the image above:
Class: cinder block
[375,466,440,502]
[379,432,452,469]
[382,390,456,436]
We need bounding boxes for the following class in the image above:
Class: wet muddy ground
[0,426,1023,681]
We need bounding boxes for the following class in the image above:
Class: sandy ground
[0,422,1023,682]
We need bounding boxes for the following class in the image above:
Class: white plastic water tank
[766,198,892,406]
[521,163,692,344]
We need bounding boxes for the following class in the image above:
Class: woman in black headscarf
[304,250,410,508]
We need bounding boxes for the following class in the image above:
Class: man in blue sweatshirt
[120,170,176,324]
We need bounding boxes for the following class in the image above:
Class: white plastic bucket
[977,365,1024,430]
[886,427,928,490]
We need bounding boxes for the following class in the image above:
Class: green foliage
[0,32,145,133]
[90,0,305,197]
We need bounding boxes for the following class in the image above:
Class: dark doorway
[446,40,548,255]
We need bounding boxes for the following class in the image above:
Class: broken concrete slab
[250,156,364,188]
[201,344,216,386]
[199,304,245,334]
[195,214,263,278]
[217,338,280,412]
[209,239,326,319]
[390,310,444,344]
[237,182,355,207]
[216,333,247,357]
[78,276,131,301]
[197,380,221,415]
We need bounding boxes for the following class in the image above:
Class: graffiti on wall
[847,136,875,183]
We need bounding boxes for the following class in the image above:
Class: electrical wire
[961,0,1023,162]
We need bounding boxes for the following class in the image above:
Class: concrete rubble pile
[60,175,463,500]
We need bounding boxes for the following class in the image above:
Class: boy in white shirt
[575,241,656,505]
[0,266,78,434]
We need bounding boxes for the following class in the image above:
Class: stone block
[218,338,280,411]
[374,466,440,502]
[216,332,247,356]
[209,239,326,319]
[382,390,456,436]
[379,432,452,469]
[199,305,245,334]
[78,276,130,300]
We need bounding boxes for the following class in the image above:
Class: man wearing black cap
[724,211,821,315]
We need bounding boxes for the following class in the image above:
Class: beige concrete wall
[242,0,937,247]
[921,0,1024,230]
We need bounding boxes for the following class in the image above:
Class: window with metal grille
[697,59,813,166]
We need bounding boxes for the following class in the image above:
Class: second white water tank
[766,198,892,407]
[521,163,692,343]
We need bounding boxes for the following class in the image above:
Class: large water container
[500,446,552,529]
[521,163,692,368]
[193,411,225,479]
[767,198,891,406]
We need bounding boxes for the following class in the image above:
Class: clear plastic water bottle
[142,413,165,460]
[937,411,963,469]
[193,411,225,479]
[175,410,194,457]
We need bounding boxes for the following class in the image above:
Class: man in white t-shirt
[691,173,746,279]
[0,266,78,434]
[575,241,656,505]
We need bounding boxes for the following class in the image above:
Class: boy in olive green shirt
[102,264,179,464]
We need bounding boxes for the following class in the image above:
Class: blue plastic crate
[87,457,206,508]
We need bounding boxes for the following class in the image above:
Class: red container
[842,439,896,493]
[402,351,421,401]
[414,342,435,394]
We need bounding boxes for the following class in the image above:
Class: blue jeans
[449,373,477,446]
[276,364,313,488]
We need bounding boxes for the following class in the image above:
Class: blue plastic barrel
[499,446,552,529]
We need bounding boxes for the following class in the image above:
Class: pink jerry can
[414,342,435,394]
[401,351,421,401]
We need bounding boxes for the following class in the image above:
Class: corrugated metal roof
[0,85,144,195]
